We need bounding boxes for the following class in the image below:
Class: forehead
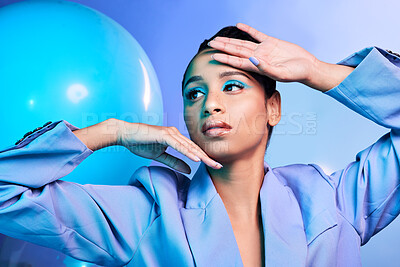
[186,49,228,76]
[183,49,255,89]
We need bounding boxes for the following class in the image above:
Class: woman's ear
[267,91,281,127]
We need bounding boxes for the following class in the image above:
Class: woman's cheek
[184,109,198,133]
[240,102,268,136]
[253,113,269,135]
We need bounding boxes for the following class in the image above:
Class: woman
[0,23,399,266]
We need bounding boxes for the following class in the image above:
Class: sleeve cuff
[13,120,93,154]
[0,120,93,187]
[323,46,400,129]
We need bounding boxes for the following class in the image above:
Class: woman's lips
[203,127,232,137]
[202,120,232,131]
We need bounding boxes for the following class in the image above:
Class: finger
[236,23,269,42]
[164,127,208,159]
[208,40,254,59]
[154,152,192,174]
[177,136,221,168]
[159,127,218,168]
[166,131,223,169]
[163,133,202,162]
[212,53,260,73]
[213,36,258,51]
[171,131,210,159]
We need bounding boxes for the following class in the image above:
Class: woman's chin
[194,137,240,162]
[203,148,240,164]
[201,142,229,155]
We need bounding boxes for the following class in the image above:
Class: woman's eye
[223,81,245,92]
[185,81,247,101]
[185,89,204,100]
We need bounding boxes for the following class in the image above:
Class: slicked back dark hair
[182,26,278,149]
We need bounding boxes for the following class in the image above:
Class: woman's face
[183,48,281,163]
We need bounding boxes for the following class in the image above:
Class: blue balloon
[0,1,163,266]
[0,0,163,186]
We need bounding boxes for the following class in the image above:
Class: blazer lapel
[260,161,308,266]
[180,161,308,266]
[180,162,243,266]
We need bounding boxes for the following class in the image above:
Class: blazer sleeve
[320,46,400,245]
[0,120,156,266]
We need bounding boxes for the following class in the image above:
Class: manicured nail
[207,41,212,47]
[194,155,201,162]
[211,54,215,60]
[215,162,223,169]
[249,56,259,66]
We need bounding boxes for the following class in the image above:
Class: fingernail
[207,41,212,47]
[182,166,191,174]
[215,162,223,169]
[211,54,215,60]
[194,155,201,162]
[249,56,259,66]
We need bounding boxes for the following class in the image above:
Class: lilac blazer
[0,46,399,266]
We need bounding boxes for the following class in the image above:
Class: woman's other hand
[208,22,354,92]
[117,121,223,174]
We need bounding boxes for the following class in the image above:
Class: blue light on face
[184,87,206,101]
[222,79,252,92]
[184,79,252,101]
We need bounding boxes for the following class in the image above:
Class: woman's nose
[203,92,225,115]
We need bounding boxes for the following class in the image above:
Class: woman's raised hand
[208,22,320,85]
[117,121,223,174]
[209,23,355,92]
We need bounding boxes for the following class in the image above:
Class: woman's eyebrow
[184,76,203,89]
[219,71,252,80]
[184,71,252,90]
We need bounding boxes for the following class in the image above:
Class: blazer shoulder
[271,163,337,214]
[129,165,191,208]
[272,163,339,245]
[272,163,335,190]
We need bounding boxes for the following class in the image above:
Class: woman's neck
[206,155,266,224]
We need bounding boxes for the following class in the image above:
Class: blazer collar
[180,161,308,266]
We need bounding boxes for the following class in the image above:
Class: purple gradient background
[0,0,399,266]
